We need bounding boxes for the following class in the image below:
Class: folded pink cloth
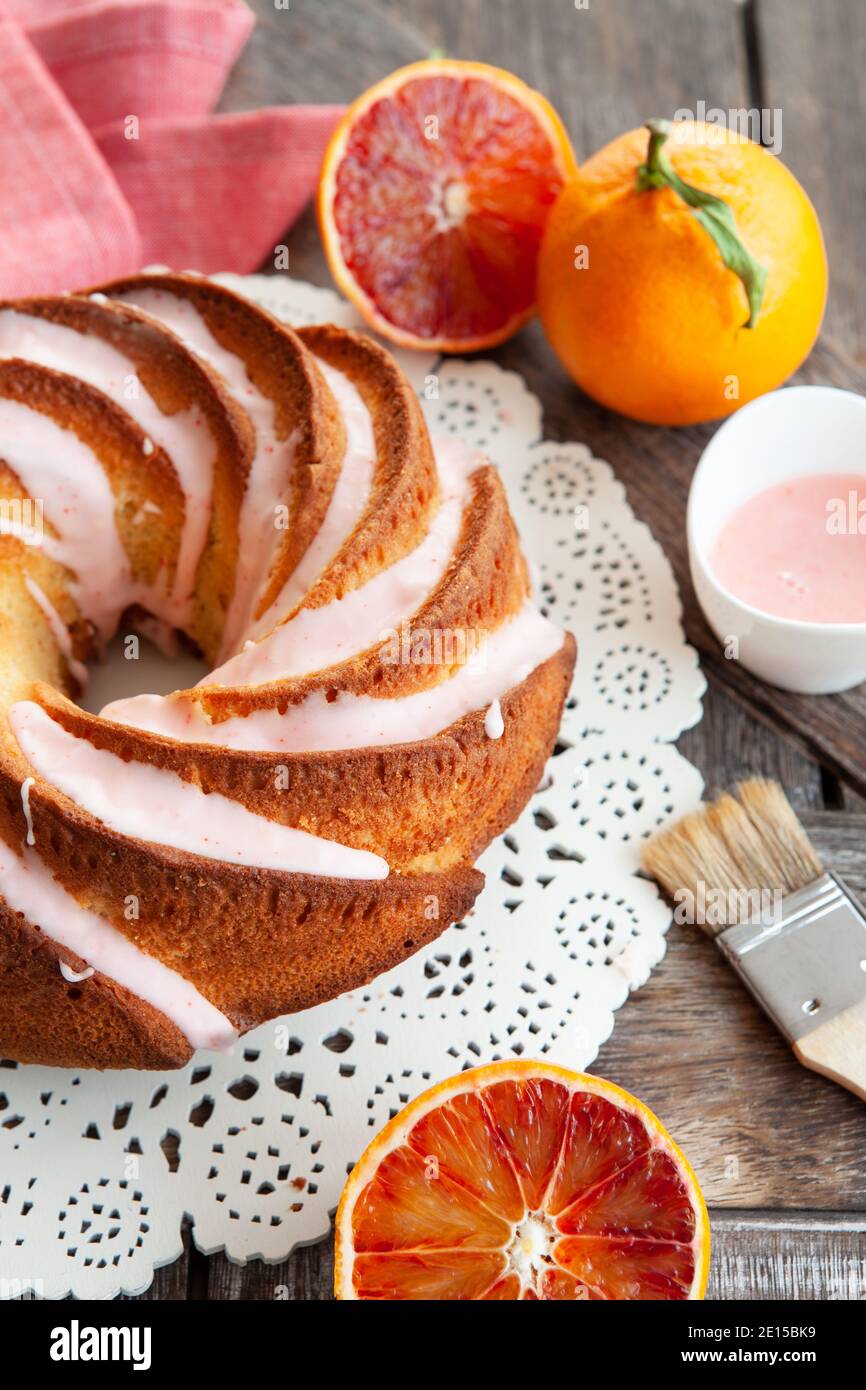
[97,105,345,274]
[0,0,343,296]
[22,0,255,129]
[0,12,141,294]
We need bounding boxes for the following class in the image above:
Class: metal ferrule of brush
[715,873,866,1044]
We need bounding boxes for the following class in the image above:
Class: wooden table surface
[136,0,866,1301]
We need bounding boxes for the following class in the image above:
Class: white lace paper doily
[0,274,705,1300]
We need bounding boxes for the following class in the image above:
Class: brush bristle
[641,778,824,937]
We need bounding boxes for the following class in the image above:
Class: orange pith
[335,1061,710,1300]
[318,60,577,351]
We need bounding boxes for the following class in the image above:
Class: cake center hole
[79,630,208,715]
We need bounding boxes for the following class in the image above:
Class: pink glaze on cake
[242,359,378,646]
[116,288,302,658]
[0,309,216,622]
[10,701,388,880]
[197,434,482,690]
[0,834,236,1052]
[710,472,866,624]
[99,601,563,752]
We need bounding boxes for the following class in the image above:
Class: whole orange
[537,120,828,426]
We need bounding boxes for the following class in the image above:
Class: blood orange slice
[318,60,577,351]
[335,1061,709,1300]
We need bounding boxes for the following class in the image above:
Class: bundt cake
[0,272,575,1070]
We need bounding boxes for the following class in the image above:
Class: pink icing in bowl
[710,472,866,624]
[688,386,866,694]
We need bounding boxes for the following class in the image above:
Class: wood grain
[801,812,866,894]
[757,0,866,363]
[226,0,752,148]
[377,0,751,158]
[120,1226,192,1301]
[206,1235,334,1302]
[220,0,426,109]
[678,682,824,811]
[595,811,866,1214]
[795,1003,866,1105]
[707,1210,866,1300]
[593,915,866,1211]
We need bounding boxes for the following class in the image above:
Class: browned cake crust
[0,722,487,1032]
[197,462,529,719]
[0,294,575,1069]
[290,323,439,612]
[0,358,184,642]
[0,637,571,1034]
[0,903,192,1069]
[95,273,347,625]
[1,294,256,661]
[29,641,575,873]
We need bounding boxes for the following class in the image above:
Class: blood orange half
[318,60,577,352]
[335,1061,710,1300]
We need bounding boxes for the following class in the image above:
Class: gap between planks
[711,1209,866,1234]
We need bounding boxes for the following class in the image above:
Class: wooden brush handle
[794,1000,866,1102]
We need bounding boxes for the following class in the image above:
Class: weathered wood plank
[206,1206,866,1302]
[707,1209,866,1301]
[206,1233,334,1301]
[121,1225,192,1301]
[227,0,751,158]
[376,0,751,158]
[220,0,425,110]
[678,680,825,811]
[593,900,866,1211]
[757,0,866,363]
[799,811,866,897]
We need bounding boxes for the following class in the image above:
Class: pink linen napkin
[20,0,255,130]
[0,0,343,296]
[0,12,141,295]
[96,105,345,274]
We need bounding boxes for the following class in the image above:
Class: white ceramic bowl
[688,385,866,694]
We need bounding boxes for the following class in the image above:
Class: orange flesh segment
[555,1148,698,1243]
[351,1250,506,1301]
[546,1090,651,1215]
[407,1089,525,1222]
[350,1144,511,1253]
[348,1080,700,1299]
[331,74,567,342]
[480,1076,570,1210]
[539,1266,604,1301]
[553,1237,695,1301]
[482,1273,523,1300]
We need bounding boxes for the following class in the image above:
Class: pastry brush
[642,778,866,1101]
